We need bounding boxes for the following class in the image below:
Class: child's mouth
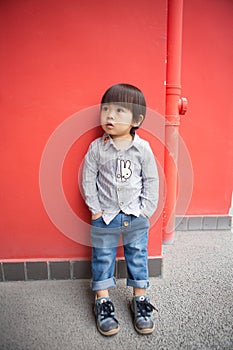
[106,123,114,129]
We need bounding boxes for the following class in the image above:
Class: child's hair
[101,83,146,133]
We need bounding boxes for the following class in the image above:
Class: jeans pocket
[139,214,149,224]
[91,216,104,227]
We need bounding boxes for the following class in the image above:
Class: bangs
[101,84,146,116]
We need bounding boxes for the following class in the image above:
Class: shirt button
[124,221,129,227]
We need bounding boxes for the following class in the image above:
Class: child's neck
[112,135,133,150]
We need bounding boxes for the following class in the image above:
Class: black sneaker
[131,295,158,334]
[94,297,119,336]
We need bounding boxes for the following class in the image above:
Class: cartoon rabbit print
[117,159,132,182]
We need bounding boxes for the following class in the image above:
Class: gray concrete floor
[0,230,232,350]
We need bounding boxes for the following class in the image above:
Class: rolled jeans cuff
[127,278,149,289]
[92,277,116,291]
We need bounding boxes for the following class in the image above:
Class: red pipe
[163,0,186,243]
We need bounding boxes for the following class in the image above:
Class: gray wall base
[175,215,231,231]
[0,258,162,282]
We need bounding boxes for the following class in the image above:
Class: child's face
[100,103,139,139]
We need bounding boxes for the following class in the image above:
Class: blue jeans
[90,212,150,291]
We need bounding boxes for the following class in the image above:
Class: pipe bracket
[178,97,188,115]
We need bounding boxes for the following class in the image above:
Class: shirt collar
[102,133,142,151]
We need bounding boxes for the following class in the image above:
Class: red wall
[1,0,232,261]
[180,0,233,215]
[0,0,166,260]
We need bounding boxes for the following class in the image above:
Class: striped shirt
[82,133,159,225]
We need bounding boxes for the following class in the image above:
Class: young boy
[82,83,159,336]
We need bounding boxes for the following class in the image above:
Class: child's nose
[107,110,116,119]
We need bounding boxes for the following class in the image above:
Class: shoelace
[136,299,158,319]
[97,300,116,321]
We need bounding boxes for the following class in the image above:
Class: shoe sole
[97,323,120,336]
[134,323,155,335]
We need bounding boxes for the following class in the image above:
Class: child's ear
[132,114,144,127]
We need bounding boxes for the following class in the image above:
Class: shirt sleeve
[140,142,159,218]
[82,141,102,215]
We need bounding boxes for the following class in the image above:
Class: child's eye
[117,108,124,113]
[102,105,109,112]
